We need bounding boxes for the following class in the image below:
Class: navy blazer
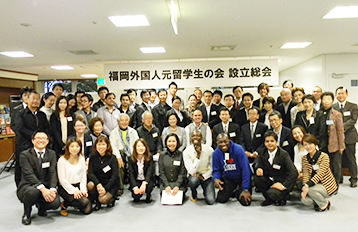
[269,126,295,161]
[212,122,241,149]
[234,106,260,128]
[128,158,154,189]
[275,100,297,128]
[239,122,268,152]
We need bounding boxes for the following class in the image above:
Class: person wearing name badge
[185,110,212,147]
[290,87,306,127]
[254,131,298,206]
[88,117,107,143]
[50,96,75,158]
[166,96,191,128]
[58,137,92,216]
[183,130,215,205]
[212,107,240,149]
[212,90,225,110]
[69,118,93,161]
[212,133,252,205]
[17,131,60,225]
[235,92,260,128]
[134,89,153,129]
[275,88,297,129]
[162,112,187,152]
[88,135,119,210]
[96,93,121,137]
[333,87,358,187]
[301,134,338,212]
[259,96,277,129]
[268,112,295,161]
[128,138,154,203]
[223,94,240,125]
[239,108,268,163]
[75,94,97,135]
[198,90,220,129]
[319,92,345,185]
[159,133,187,200]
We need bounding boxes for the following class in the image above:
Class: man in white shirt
[312,86,323,111]
[97,93,120,136]
[185,110,212,146]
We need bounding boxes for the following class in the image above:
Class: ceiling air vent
[69,50,97,55]
[211,45,236,51]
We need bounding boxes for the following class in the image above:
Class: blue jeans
[188,176,215,205]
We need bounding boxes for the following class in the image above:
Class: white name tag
[42,162,50,169]
[310,117,315,124]
[211,111,217,115]
[152,132,158,138]
[273,164,281,170]
[326,120,334,125]
[343,111,351,116]
[229,132,236,137]
[86,141,92,146]
[103,165,111,173]
[224,164,236,171]
[255,134,261,138]
[225,153,230,160]
[173,160,181,166]
[67,116,73,121]
[229,118,232,122]
[282,141,289,147]
[312,165,319,171]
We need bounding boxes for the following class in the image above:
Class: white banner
[104,59,278,89]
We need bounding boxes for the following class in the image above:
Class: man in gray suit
[333,87,358,187]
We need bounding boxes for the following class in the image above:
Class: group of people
[12,80,358,225]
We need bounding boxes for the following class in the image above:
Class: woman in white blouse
[291,125,307,180]
[58,137,92,216]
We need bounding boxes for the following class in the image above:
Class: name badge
[173,160,181,166]
[312,165,319,171]
[224,164,236,171]
[255,134,261,138]
[310,117,315,124]
[343,111,351,116]
[282,141,289,147]
[67,116,73,121]
[225,153,230,160]
[211,111,217,116]
[42,162,50,169]
[326,120,334,125]
[273,164,281,170]
[103,165,111,173]
[86,141,92,146]
[152,132,158,138]
[229,118,232,122]
[229,132,236,137]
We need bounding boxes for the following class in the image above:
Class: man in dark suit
[199,90,220,129]
[333,87,358,187]
[235,92,260,128]
[268,111,295,160]
[212,90,225,110]
[233,86,244,110]
[152,88,172,133]
[212,108,240,149]
[275,88,297,129]
[134,89,152,129]
[118,93,136,128]
[17,131,60,225]
[254,131,298,206]
[223,94,240,125]
[127,88,140,110]
[239,108,268,162]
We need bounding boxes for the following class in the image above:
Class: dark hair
[291,125,306,143]
[74,118,87,127]
[168,81,178,88]
[88,117,104,134]
[81,93,93,103]
[40,92,55,108]
[213,90,223,98]
[127,89,137,95]
[167,112,180,124]
[282,80,293,88]
[203,90,213,96]
[291,87,305,96]
[172,95,182,103]
[335,86,348,94]
[120,93,130,101]
[158,88,167,94]
[242,92,254,101]
[269,111,282,119]
[93,135,113,157]
[164,133,180,152]
[264,131,278,141]
[219,107,231,116]
[257,82,270,94]
[66,94,77,112]
[97,86,109,95]
[321,91,334,100]
[140,89,150,98]
[262,96,276,107]
[302,94,316,104]
[188,94,197,101]
[232,86,243,93]
[131,138,152,163]
[20,86,34,98]
[248,107,259,114]
[63,137,83,160]
[75,91,85,97]
[302,133,318,145]
[149,88,156,94]
[54,96,70,118]
[105,92,116,99]
[31,131,49,140]
[53,83,64,91]
[224,94,235,101]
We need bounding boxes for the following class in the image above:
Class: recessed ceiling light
[81,74,98,78]
[139,47,166,53]
[211,45,236,51]
[108,15,150,27]
[51,65,74,70]
[280,42,312,49]
[0,51,34,58]
[323,6,358,19]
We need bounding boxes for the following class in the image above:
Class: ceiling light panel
[0,51,34,58]
[140,47,166,53]
[51,65,74,70]
[280,42,312,49]
[108,15,150,27]
[323,6,358,19]
[81,74,98,78]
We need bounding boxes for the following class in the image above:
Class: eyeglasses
[34,137,48,141]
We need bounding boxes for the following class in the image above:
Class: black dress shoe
[107,200,115,208]
[350,182,357,188]
[22,214,31,225]
[93,202,101,211]
[315,201,331,212]
[275,200,287,206]
[260,199,274,206]
[37,210,47,217]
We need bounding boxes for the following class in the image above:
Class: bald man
[275,89,297,128]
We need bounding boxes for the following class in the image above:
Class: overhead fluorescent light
[108,15,150,27]
[0,51,34,58]
[211,45,236,51]
[81,74,98,78]
[139,47,166,53]
[167,0,180,35]
[280,42,312,49]
[323,6,358,19]
[51,65,74,70]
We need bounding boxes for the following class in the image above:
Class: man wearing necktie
[212,108,240,149]
[17,131,60,225]
[134,89,152,129]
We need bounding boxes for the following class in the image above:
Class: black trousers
[254,175,289,202]
[216,177,251,206]
[343,143,358,183]
[58,185,92,215]
[131,180,154,201]
[329,151,342,184]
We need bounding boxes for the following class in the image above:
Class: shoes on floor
[260,199,274,206]
[22,214,31,225]
[350,182,357,188]
[60,201,69,217]
[190,196,198,203]
[315,201,331,212]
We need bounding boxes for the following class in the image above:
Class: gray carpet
[0,167,357,232]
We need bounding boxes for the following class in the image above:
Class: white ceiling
[1,0,358,81]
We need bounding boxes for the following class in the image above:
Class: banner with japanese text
[104,59,278,89]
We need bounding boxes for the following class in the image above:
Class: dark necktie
[251,124,255,139]
[340,104,344,113]
[38,152,43,166]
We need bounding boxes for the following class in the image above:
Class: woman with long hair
[40,92,56,122]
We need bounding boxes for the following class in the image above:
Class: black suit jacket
[333,101,358,144]
[256,147,298,190]
[239,122,268,152]
[199,104,220,129]
[165,109,191,128]
[275,100,297,128]
[212,122,240,149]
[134,103,151,129]
[17,148,58,201]
[128,158,154,188]
[269,126,295,160]
[234,106,260,128]
[294,110,323,138]
[152,103,172,133]
[11,103,25,132]
[50,112,75,157]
